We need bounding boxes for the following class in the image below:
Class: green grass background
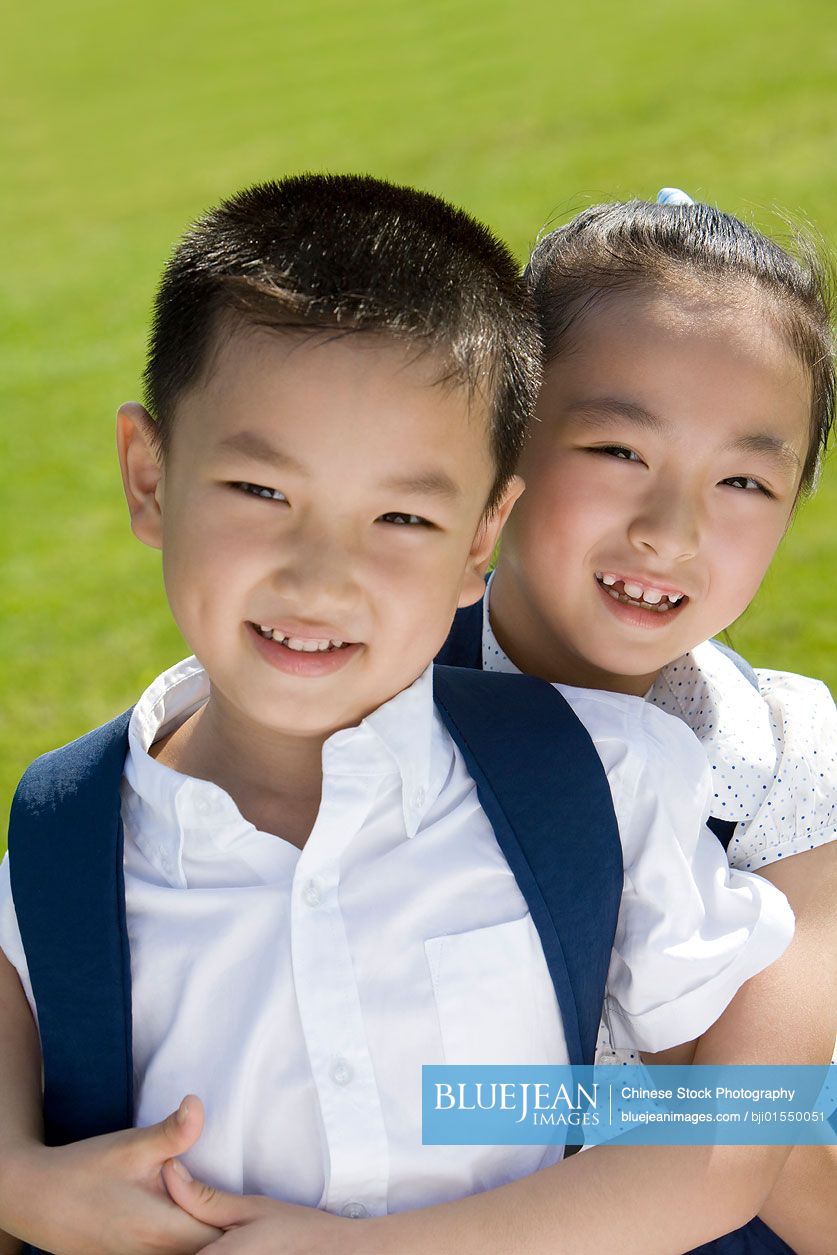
[2,0,836,846]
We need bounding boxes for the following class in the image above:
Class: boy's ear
[116,403,165,550]
[458,475,525,608]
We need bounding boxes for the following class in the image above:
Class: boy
[0,175,793,1255]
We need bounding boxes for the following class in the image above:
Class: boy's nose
[271,525,362,614]
[626,487,700,564]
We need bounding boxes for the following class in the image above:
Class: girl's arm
[386,843,837,1253]
[166,841,837,1254]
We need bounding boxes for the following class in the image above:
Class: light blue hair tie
[656,187,694,206]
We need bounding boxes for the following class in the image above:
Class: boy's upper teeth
[258,626,346,651]
[596,573,684,605]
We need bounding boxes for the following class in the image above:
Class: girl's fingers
[162,1159,267,1228]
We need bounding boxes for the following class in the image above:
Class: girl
[477,189,837,1252]
[163,194,837,1254]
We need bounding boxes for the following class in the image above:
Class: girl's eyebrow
[565,398,666,432]
[724,433,801,473]
[566,403,802,473]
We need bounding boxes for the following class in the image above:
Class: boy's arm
[0,947,222,1255]
[0,942,43,1255]
[165,841,836,1255]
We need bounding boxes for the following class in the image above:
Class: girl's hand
[162,1160,363,1253]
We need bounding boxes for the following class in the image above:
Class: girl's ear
[458,475,525,608]
[116,403,165,550]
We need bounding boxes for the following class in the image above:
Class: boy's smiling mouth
[246,621,361,677]
[594,572,688,615]
[254,624,352,653]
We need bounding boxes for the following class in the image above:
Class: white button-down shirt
[0,654,793,1214]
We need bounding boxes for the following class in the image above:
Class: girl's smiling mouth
[594,572,689,623]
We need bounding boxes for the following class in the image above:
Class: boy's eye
[720,475,773,497]
[592,445,642,463]
[378,512,431,527]
[233,481,288,502]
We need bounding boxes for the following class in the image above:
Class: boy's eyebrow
[214,431,308,473]
[213,431,462,498]
[379,470,462,500]
[565,398,667,432]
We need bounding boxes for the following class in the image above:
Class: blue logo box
[422,1065,837,1146]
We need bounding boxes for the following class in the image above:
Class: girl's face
[494,286,812,695]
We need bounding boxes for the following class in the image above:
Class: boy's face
[119,326,518,738]
[494,288,810,694]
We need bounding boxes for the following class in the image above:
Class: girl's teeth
[597,577,685,611]
[287,637,322,652]
[594,574,682,604]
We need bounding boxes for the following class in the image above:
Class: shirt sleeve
[556,687,795,1054]
[0,852,38,1023]
[728,670,837,871]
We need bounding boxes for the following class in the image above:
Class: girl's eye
[378,512,431,527]
[233,481,288,502]
[721,475,773,497]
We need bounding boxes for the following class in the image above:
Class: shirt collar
[362,662,441,837]
[123,657,444,881]
[122,657,243,887]
[481,572,522,677]
[647,641,776,820]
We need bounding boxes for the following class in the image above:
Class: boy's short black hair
[144,174,542,511]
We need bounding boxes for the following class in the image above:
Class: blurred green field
[2,0,836,844]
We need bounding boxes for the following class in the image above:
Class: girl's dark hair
[144,175,542,513]
[525,199,835,493]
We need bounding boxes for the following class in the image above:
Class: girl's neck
[488,564,661,697]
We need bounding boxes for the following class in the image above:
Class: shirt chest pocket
[424,915,569,1066]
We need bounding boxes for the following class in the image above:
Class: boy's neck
[150,690,326,849]
[489,564,659,697]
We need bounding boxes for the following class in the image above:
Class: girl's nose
[626,488,700,564]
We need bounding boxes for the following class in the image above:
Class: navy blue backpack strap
[706,816,738,850]
[432,665,623,1066]
[8,710,135,1148]
[685,1215,796,1254]
[435,595,485,669]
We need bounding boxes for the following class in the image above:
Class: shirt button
[412,785,426,809]
[194,795,215,817]
[301,879,322,908]
[329,1056,353,1086]
[341,1202,369,1219]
